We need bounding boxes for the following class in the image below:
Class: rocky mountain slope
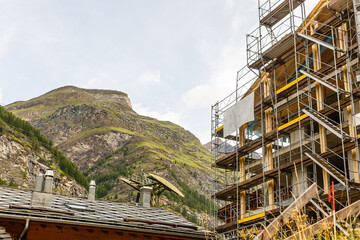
[6,86,213,223]
[0,106,86,196]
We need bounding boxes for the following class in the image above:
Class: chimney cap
[45,169,54,177]
[140,186,152,191]
[90,180,96,186]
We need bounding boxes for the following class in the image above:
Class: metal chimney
[139,186,152,208]
[31,169,53,208]
[88,180,96,202]
[43,169,54,193]
[34,174,44,192]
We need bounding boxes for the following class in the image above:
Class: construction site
[211,0,360,238]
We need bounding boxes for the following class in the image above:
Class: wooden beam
[253,183,318,240]
[239,124,246,219]
[286,198,360,240]
[342,21,359,183]
[263,72,275,211]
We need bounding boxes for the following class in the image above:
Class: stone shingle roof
[0,187,206,238]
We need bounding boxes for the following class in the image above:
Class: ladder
[302,108,351,140]
[305,152,347,186]
[305,152,360,189]
[299,69,348,94]
[297,32,344,52]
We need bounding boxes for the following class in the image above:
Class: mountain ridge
[6,86,214,224]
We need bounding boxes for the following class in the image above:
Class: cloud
[133,103,187,129]
[0,24,17,57]
[181,0,317,110]
[85,75,106,88]
[82,72,113,89]
[225,0,235,9]
[182,3,249,109]
[138,71,161,85]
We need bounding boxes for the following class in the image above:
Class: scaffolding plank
[276,75,307,95]
[216,208,281,233]
[260,0,305,27]
[253,183,318,240]
[249,56,270,70]
[248,33,295,69]
[238,212,265,224]
[263,33,295,60]
[216,125,223,132]
[278,114,308,131]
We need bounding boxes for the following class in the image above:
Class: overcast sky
[0,0,319,144]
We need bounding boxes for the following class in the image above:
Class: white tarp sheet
[223,92,255,137]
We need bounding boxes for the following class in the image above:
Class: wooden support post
[311,23,329,193]
[343,65,359,183]
[262,72,275,210]
[265,109,274,210]
[253,183,318,240]
[341,22,359,183]
[239,125,246,219]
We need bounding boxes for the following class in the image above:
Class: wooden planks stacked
[0,227,12,240]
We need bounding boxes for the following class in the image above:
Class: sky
[0,0,319,144]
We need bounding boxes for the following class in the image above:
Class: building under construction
[211,0,360,238]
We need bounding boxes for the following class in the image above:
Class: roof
[0,187,206,239]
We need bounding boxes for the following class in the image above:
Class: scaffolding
[211,0,360,238]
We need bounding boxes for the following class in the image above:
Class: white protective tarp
[223,92,255,137]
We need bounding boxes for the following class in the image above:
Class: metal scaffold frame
[211,0,360,239]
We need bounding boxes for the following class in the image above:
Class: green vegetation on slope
[65,127,135,146]
[163,170,214,224]
[0,106,89,189]
[84,148,135,198]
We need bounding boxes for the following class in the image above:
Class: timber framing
[215,87,360,170]
[211,0,360,238]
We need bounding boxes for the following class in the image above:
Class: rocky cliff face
[0,124,86,197]
[6,86,213,218]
